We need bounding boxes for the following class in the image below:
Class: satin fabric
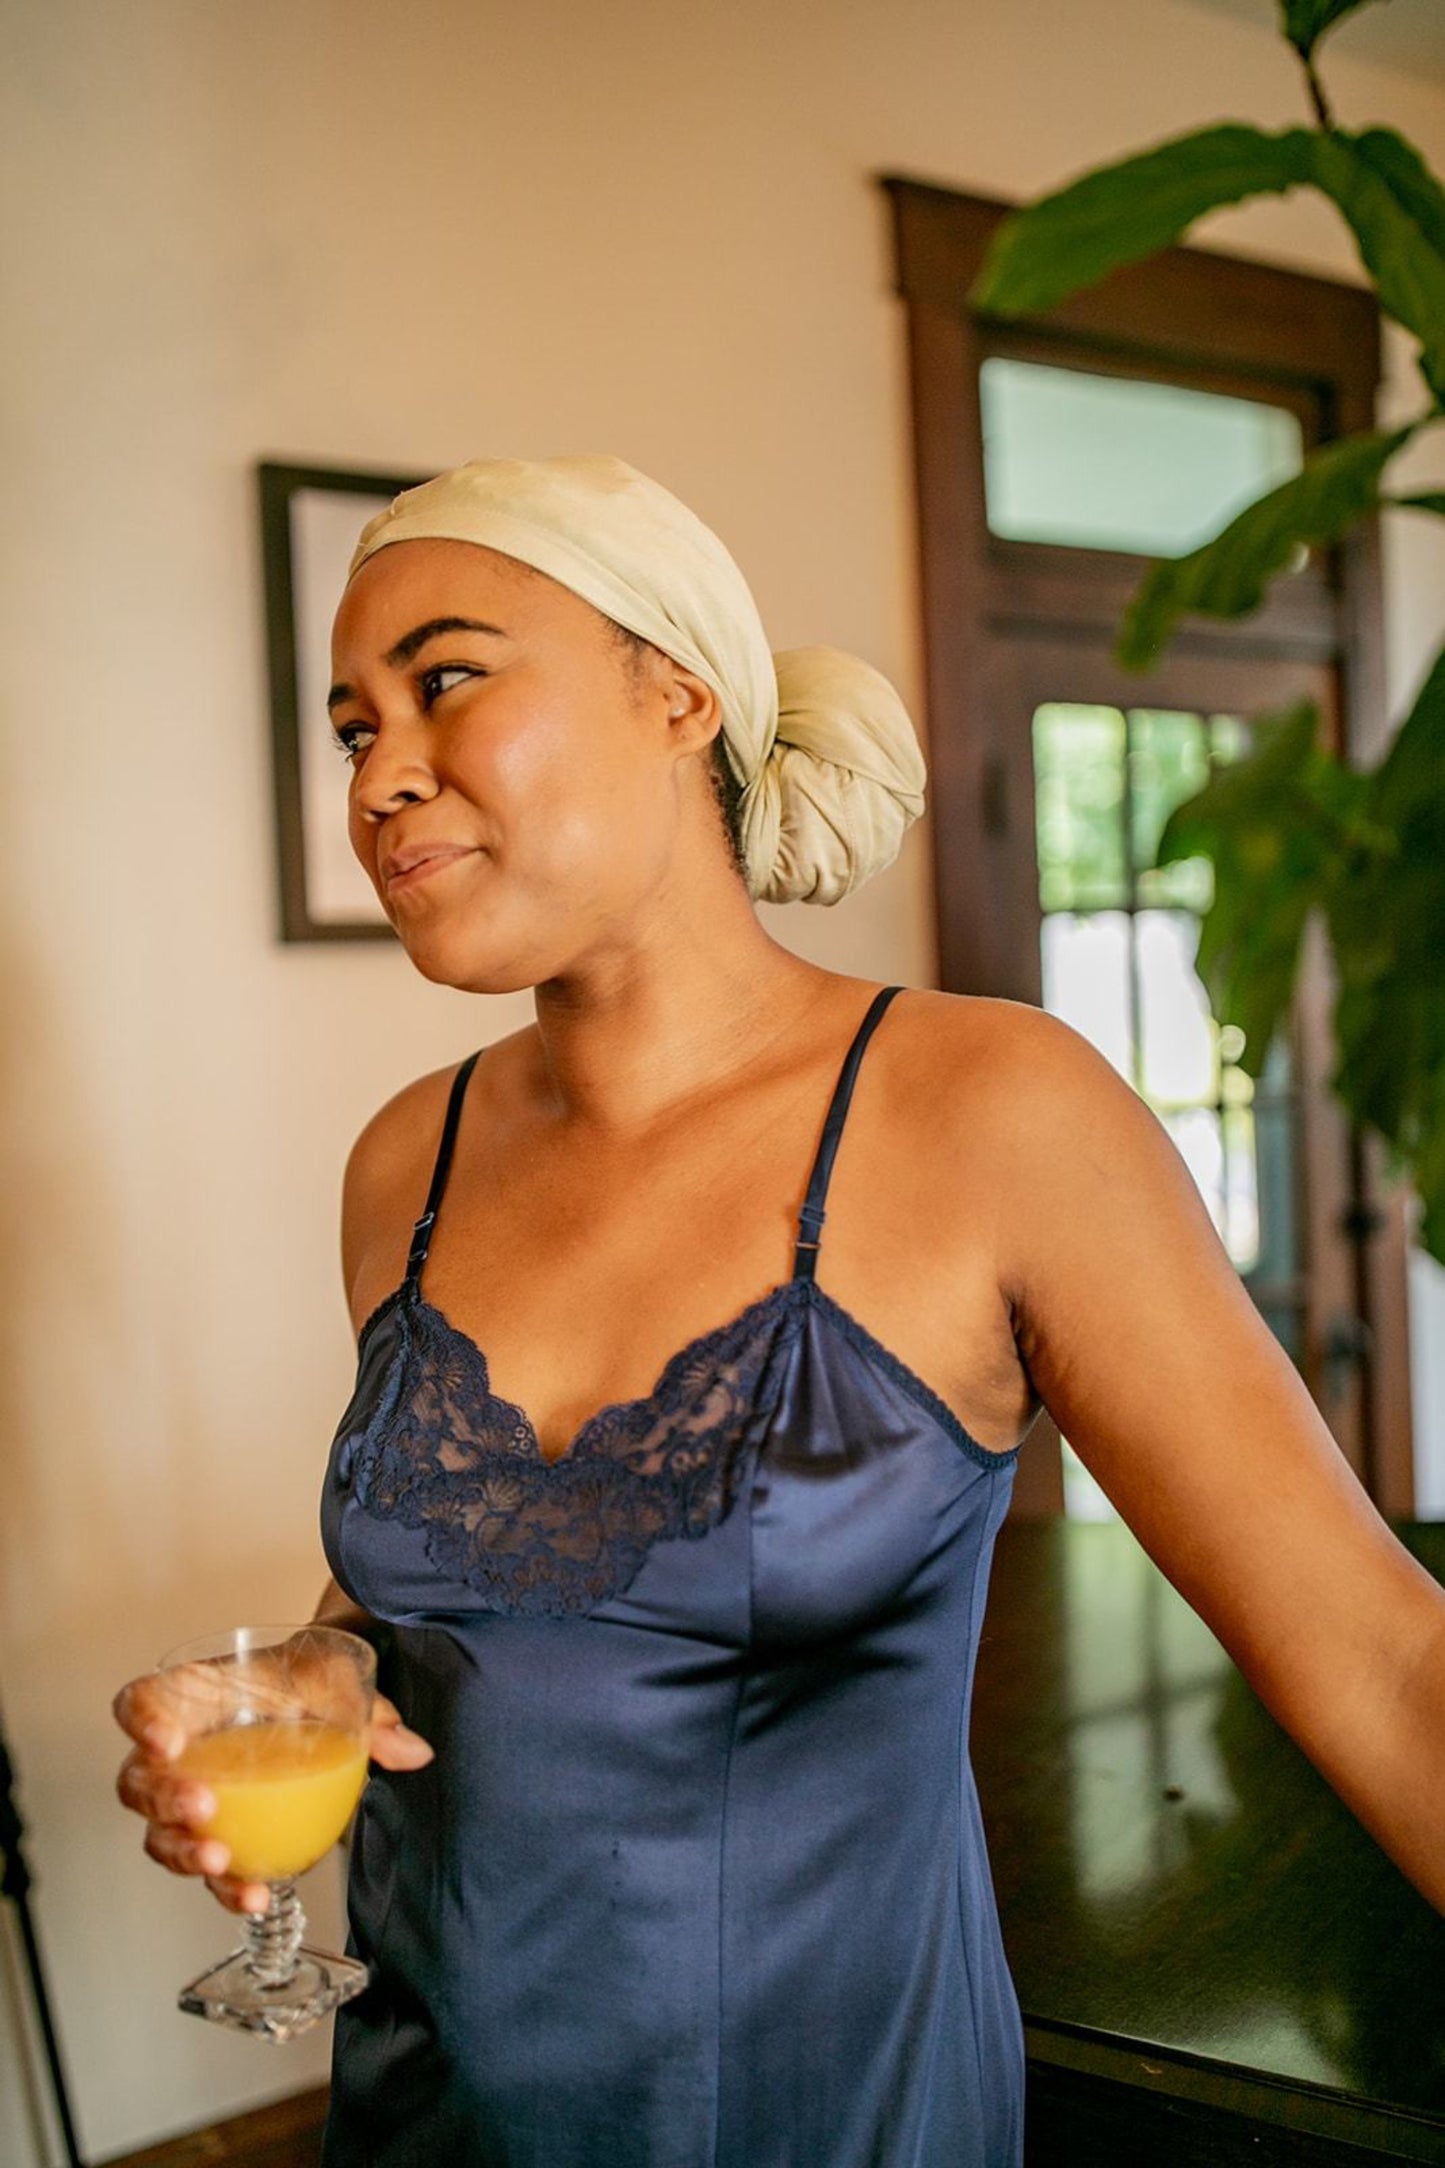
[318,1271,1025,2167]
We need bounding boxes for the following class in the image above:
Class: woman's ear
[660,659,722,755]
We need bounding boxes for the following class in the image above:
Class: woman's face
[328,537,720,993]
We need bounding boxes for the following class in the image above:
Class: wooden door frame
[880,174,1414,1518]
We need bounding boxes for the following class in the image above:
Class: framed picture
[259,458,430,941]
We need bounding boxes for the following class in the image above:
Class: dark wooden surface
[98,2084,327,2168]
[974,1518,1445,2162]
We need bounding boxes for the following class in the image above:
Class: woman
[116,455,1445,2167]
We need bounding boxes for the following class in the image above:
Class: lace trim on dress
[348,1283,804,1618]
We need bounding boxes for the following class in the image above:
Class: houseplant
[971,0,1445,1256]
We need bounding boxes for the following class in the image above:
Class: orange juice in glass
[159,1624,375,2040]
[176,1715,369,1880]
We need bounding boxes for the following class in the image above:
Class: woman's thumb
[368,1693,434,1768]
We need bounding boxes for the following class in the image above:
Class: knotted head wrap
[345,454,927,906]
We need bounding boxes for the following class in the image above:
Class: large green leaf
[970,125,1316,316]
[1280,0,1389,63]
[971,116,1445,406]
[1328,838,1445,1247]
[1410,1069,1445,1262]
[1302,652,1445,1137]
[1145,663,1445,1258]
[1330,961,1445,1250]
[1349,128,1445,256]
[1152,701,1351,1072]
[1364,641,1445,837]
[1389,492,1445,517]
[1117,424,1417,669]
[1310,131,1445,404]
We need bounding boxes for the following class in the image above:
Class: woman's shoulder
[878,985,1158,1218]
[339,1027,532,1301]
[884,984,1115,1117]
[910,986,1161,1134]
[348,1025,532,1160]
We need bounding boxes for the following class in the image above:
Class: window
[1033,701,1302,1518]
[980,359,1304,556]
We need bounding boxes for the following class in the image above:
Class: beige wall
[4,0,1444,2156]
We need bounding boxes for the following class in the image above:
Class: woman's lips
[385,846,479,893]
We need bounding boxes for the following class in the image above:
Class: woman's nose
[353,721,439,822]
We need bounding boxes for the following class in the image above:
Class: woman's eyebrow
[327,617,508,712]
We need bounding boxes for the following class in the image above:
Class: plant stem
[1301,52,1335,131]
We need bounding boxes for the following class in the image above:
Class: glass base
[178,1944,369,2042]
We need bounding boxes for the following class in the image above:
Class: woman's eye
[332,724,374,765]
[330,665,480,763]
[419,664,478,703]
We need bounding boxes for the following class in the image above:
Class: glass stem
[244,1879,306,1989]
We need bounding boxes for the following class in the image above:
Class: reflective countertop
[972,1518,1445,2152]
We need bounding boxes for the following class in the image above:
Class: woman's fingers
[115,1750,213,1828]
[129,1843,282,1915]
[367,1692,434,1770]
[123,1767,268,1911]
[112,1675,188,1761]
[116,1656,430,1916]
[203,1873,273,1916]
[116,1741,258,1911]
[143,1820,232,1880]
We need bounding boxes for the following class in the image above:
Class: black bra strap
[792,986,905,1282]
[405,1049,482,1291]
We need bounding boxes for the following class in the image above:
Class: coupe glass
[158,1623,375,2041]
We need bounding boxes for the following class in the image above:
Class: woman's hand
[113,1675,434,1915]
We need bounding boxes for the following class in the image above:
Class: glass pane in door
[981,360,1304,556]
[1032,703,1304,1520]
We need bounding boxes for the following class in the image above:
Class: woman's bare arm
[996,1006,1445,1912]
[312,1572,386,1645]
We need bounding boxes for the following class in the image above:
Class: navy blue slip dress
[319,984,1026,2167]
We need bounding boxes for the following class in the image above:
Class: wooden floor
[99,2087,328,2168]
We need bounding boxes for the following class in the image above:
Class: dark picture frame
[259,458,429,941]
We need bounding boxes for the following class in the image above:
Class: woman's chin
[398,925,538,997]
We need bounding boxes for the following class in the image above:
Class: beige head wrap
[345,454,926,906]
